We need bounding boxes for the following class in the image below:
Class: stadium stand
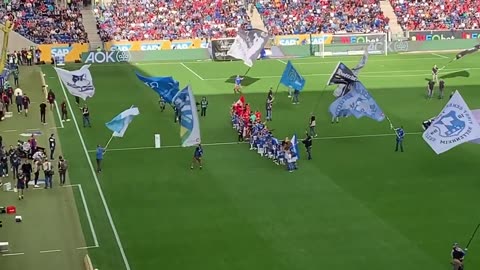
[255,0,390,35]
[94,0,252,42]
[390,0,480,30]
[0,0,88,44]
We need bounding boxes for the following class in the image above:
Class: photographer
[302,131,313,160]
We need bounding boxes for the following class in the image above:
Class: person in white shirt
[309,114,317,137]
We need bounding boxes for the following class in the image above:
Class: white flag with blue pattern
[423,91,480,154]
[105,106,140,137]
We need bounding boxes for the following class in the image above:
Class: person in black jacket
[302,131,313,160]
[451,243,466,270]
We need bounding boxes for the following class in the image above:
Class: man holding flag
[103,106,140,171]
[279,61,305,96]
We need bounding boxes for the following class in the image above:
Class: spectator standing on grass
[13,68,19,87]
[7,86,13,104]
[40,100,47,125]
[81,104,91,127]
[439,80,445,99]
[17,169,25,200]
[47,89,55,110]
[8,146,20,179]
[394,126,405,152]
[15,92,22,113]
[43,159,53,189]
[61,101,69,122]
[49,134,56,160]
[191,144,203,170]
[58,156,68,186]
[2,92,9,112]
[302,131,313,160]
[200,97,208,117]
[21,160,32,189]
[96,145,105,173]
[22,93,30,117]
[33,160,41,188]
[0,151,8,177]
[159,97,165,112]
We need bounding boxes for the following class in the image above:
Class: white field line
[202,68,474,81]
[2,252,25,256]
[180,62,204,80]
[56,76,131,270]
[54,100,65,128]
[65,56,452,68]
[277,59,287,64]
[87,132,423,153]
[39,249,61,254]
[63,184,99,248]
[431,53,449,59]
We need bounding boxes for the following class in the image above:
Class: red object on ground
[6,206,16,214]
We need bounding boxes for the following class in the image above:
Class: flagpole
[243,67,251,77]
[273,81,281,96]
[104,134,115,152]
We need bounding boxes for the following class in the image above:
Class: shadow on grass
[225,75,260,86]
[423,70,470,81]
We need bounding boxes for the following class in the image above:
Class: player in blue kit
[191,144,203,169]
[234,75,243,94]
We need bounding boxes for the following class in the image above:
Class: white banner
[54,65,95,100]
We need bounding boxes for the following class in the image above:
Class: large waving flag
[105,106,140,137]
[173,85,201,147]
[54,65,95,100]
[227,28,269,67]
[327,62,358,86]
[135,71,180,104]
[469,109,480,144]
[329,81,385,122]
[333,51,368,97]
[423,91,480,154]
[280,61,305,91]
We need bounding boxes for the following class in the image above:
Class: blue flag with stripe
[280,61,305,91]
[135,71,180,104]
[291,133,300,159]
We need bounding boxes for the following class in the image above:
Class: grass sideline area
[37,52,480,270]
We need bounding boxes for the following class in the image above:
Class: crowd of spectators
[390,0,480,31]
[256,0,389,35]
[0,0,88,44]
[94,0,251,42]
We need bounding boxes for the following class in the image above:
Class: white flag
[54,65,95,100]
[227,29,269,67]
[422,91,480,154]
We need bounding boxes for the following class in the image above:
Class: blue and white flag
[291,134,300,159]
[173,85,201,147]
[352,47,369,75]
[280,61,305,91]
[423,91,480,154]
[105,106,140,137]
[54,65,95,100]
[135,71,180,104]
[329,81,385,122]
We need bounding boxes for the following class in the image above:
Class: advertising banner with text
[38,43,89,62]
[105,39,209,51]
[408,30,480,41]
[274,34,333,46]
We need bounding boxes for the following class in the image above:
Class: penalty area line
[87,132,423,153]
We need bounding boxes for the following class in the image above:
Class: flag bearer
[234,75,243,94]
[200,97,208,117]
[159,97,166,112]
[393,125,405,152]
[309,114,317,137]
[191,144,203,170]
[302,131,313,160]
[432,65,439,83]
[451,243,466,270]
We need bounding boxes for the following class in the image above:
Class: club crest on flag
[54,64,95,100]
[70,74,93,92]
[423,91,480,154]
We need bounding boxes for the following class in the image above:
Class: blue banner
[135,71,180,104]
[280,61,305,91]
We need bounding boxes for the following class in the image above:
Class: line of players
[231,96,302,172]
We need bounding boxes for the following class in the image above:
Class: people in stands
[94,0,251,42]
[3,0,88,44]
[390,0,479,30]
[256,0,389,35]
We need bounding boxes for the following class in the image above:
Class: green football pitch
[26,52,480,270]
